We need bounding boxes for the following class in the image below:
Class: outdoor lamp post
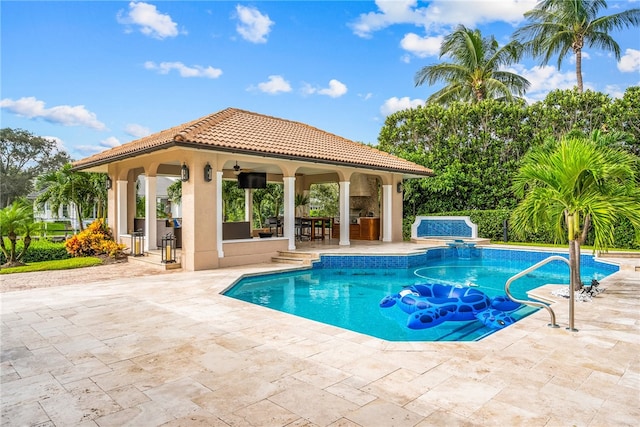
[161,233,176,263]
[131,231,144,257]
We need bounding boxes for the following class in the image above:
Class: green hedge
[0,239,70,264]
[405,210,639,249]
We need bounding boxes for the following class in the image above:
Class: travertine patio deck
[1,244,638,426]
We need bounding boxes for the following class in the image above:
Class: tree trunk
[17,234,31,261]
[575,49,583,93]
[569,239,583,291]
[75,202,84,231]
[7,231,17,263]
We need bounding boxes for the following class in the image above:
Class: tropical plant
[167,180,182,204]
[222,180,245,222]
[88,173,108,219]
[0,201,38,267]
[514,0,640,93]
[511,133,640,290]
[415,25,530,104]
[35,163,93,231]
[295,192,310,217]
[65,218,125,258]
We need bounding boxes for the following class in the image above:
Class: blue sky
[2,0,639,161]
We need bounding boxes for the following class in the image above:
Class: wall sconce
[204,163,212,182]
[396,182,403,193]
[181,163,190,182]
[105,175,112,190]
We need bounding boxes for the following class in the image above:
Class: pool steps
[272,251,320,266]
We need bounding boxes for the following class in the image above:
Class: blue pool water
[224,248,618,342]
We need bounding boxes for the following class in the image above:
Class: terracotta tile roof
[73,108,433,176]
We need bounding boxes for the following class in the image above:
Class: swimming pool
[223,247,619,342]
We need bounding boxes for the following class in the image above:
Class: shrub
[0,239,70,264]
[65,219,126,258]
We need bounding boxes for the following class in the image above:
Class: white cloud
[125,124,151,138]
[400,33,443,58]
[42,135,66,152]
[117,1,180,39]
[100,136,121,149]
[359,92,374,101]
[254,75,292,94]
[380,96,424,116]
[0,96,106,130]
[304,79,348,98]
[504,64,576,102]
[618,48,640,72]
[350,0,536,38]
[604,84,625,99]
[144,61,222,79]
[235,5,274,43]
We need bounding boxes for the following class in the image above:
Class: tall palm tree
[511,133,640,291]
[514,0,640,93]
[415,25,530,104]
[35,163,92,231]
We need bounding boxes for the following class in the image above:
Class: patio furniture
[295,217,312,241]
[266,216,282,236]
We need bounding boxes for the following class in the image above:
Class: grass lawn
[0,257,104,274]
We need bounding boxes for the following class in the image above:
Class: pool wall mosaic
[411,216,477,239]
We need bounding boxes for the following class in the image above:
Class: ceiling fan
[229,161,252,175]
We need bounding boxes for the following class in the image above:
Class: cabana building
[73,108,433,271]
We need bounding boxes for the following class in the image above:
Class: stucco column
[283,176,296,250]
[144,175,157,251]
[181,158,218,271]
[339,181,350,246]
[216,171,224,258]
[116,180,127,239]
[392,178,404,242]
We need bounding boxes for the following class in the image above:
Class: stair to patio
[272,251,319,266]
[127,250,182,271]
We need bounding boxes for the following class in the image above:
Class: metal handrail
[505,255,573,329]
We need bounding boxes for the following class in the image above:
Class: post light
[204,163,213,182]
[105,175,112,190]
[131,231,144,257]
[181,163,190,182]
[161,233,176,263]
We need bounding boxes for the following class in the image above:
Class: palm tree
[35,163,92,231]
[0,201,36,267]
[87,173,108,219]
[511,132,640,291]
[514,0,640,93]
[415,25,530,104]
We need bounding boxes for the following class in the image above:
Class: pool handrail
[504,255,573,329]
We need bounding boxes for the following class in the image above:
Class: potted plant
[295,193,310,217]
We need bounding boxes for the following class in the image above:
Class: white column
[339,181,350,246]
[144,175,157,251]
[217,171,224,257]
[382,184,393,242]
[283,176,296,250]
[116,180,128,236]
[244,189,252,223]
